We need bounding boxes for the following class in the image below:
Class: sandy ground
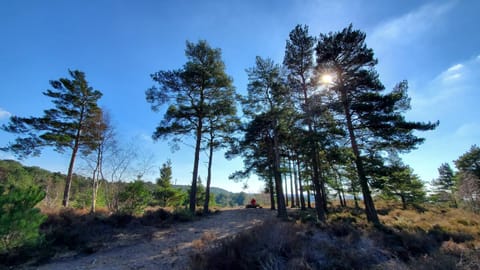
[31,208,277,270]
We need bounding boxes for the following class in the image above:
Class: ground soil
[29,208,277,270]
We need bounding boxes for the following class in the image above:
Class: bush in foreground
[0,184,46,253]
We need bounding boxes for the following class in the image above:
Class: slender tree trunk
[334,173,346,207]
[341,188,347,207]
[302,83,326,221]
[190,120,203,213]
[284,163,289,207]
[63,141,79,207]
[341,89,379,224]
[91,165,98,213]
[273,131,287,219]
[204,136,214,214]
[307,169,312,209]
[269,171,276,210]
[296,158,306,210]
[400,195,407,210]
[292,157,300,208]
[91,147,103,214]
[320,168,328,212]
[63,106,87,207]
[353,192,359,209]
[289,160,295,208]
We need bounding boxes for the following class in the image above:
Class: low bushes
[0,206,206,268]
[192,206,480,269]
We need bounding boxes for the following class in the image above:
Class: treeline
[0,159,248,211]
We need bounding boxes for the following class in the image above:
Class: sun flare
[321,74,334,84]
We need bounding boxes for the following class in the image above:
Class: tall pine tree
[1,70,102,207]
[315,25,438,223]
[146,40,235,213]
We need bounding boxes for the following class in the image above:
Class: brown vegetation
[0,206,196,268]
[192,204,480,269]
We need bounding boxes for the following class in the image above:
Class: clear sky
[1,0,479,193]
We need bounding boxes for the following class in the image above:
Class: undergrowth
[192,205,480,270]
[0,207,210,268]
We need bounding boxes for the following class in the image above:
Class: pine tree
[315,25,437,223]
[455,145,480,179]
[1,70,102,207]
[240,56,290,219]
[283,24,327,221]
[146,40,235,213]
[431,163,456,205]
[155,160,176,207]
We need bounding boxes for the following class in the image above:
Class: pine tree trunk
[341,188,347,207]
[289,161,295,208]
[269,172,276,210]
[296,159,306,210]
[63,140,79,207]
[341,89,379,224]
[302,83,326,221]
[401,195,407,210]
[62,105,85,207]
[292,157,300,208]
[190,120,203,213]
[284,164,289,206]
[204,136,214,214]
[307,187,312,208]
[272,130,287,219]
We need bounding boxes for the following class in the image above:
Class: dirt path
[32,208,277,270]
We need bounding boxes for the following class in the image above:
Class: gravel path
[32,208,277,270]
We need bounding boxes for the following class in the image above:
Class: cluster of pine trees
[225,24,438,224]
[143,24,438,224]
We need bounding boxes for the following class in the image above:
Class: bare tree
[458,172,480,213]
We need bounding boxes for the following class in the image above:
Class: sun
[320,74,334,84]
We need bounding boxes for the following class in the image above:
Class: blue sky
[1,0,479,193]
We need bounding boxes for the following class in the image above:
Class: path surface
[32,208,276,270]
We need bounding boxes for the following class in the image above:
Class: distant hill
[173,184,233,196]
[0,159,254,208]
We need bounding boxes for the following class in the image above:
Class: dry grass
[192,205,480,269]
[0,207,208,268]
[192,231,218,251]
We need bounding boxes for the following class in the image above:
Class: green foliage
[1,70,103,207]
[374,155,426,209]
[1,70,103,158]
[157,160,172,188]
[455,145,480,179]
[146,40,236,213]
[380,166,426,209]
[314,24,437,223]
[434,163,456,191]
[0,184,46,253]
[431,163,457,205]
[231,191,246,206]
[118,180,152,215]
[172,207,195,222]
[154,160,176,207]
